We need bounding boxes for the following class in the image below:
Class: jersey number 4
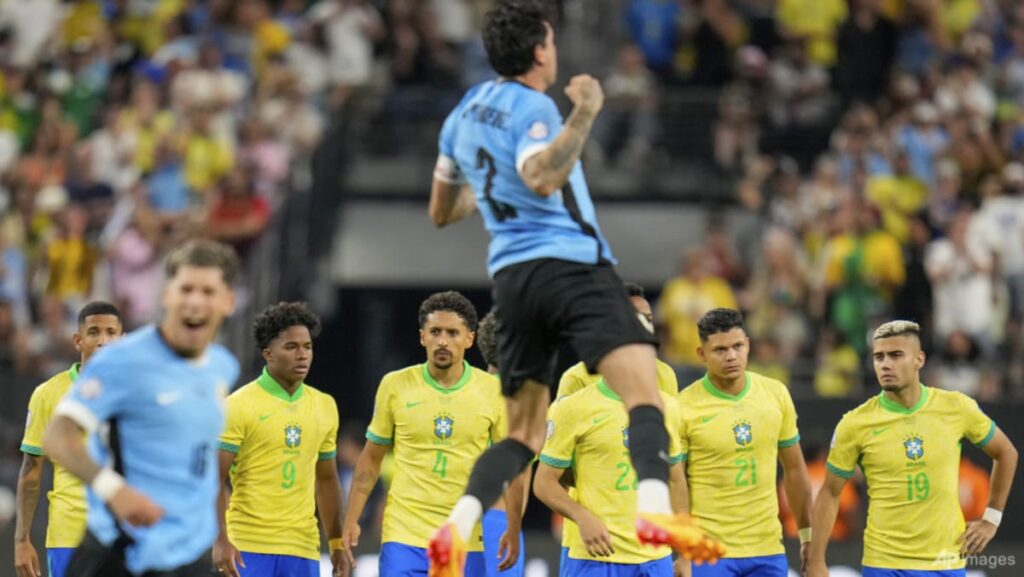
[477,148,517,222]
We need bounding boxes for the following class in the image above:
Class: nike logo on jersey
[593,415,609,424]
[701,413,720,423]
[406,401,424,408]
[156,391,183,406]
[872,426,890,436]
[259,413,273,421]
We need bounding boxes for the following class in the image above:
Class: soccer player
[556,283,677,399]
[678,308,812,577]
[342,292,518,577]
[808,321,1019,577]
[42,239,241,577]
[535,377,712,577]
[213,302,344,577]
[15,302,124,577]
[428,2,715,571]
[475,310,529,577]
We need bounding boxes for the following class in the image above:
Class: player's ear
[261,348,272,363]
[466,330,475,349]
[697,345,705,363]
[915,349,925,370]
[419,328,426,347]
[72,332,83,353]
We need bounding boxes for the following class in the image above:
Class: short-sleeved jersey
[366,362,505,551]
[438,80,614,277]
[556,360,678,400]
[54,326,239,574]
[826,385,995,570]
[678,372,800,558]
[21,364,87,548]
[541,382,684,564]
[219,368,339,560]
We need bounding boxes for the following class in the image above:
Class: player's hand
[496,529,520,571]
[959,519,998,556]
[673,557,692,577]
[342,522,361,569]
[564,74,604,117]
[14,539,41,577]
[804,559,829,577]
[108,485,164,527]
[577,509,614,557]
[331,549,348,577]
[212,535,246,577]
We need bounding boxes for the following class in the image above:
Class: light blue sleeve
[513,94,562,174]
[56,353,132,433]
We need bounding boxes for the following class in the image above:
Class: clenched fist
[564,74,604,116]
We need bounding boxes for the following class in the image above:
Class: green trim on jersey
[20,443,44,456]
[668,453,686,465]
[597,379,620,401]
[318,451,337,461]
[970,422,995,448]
[778,434,801,448]
[219,442,241,454]
[365,430,392,446]
[826,462,855,479]
[256,367,305,402]
[701,372,752,401]
[421,361,472,394]
[678,453,688,461]
[540,454,572,469]
[878,384,928,415]
[68,363,80,382]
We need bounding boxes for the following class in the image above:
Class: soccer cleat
[637,512,727,565]
[428,523,468,577]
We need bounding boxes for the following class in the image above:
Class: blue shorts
[691,554,788,577]
[862,569,966,577]
[560,548,571,577]
[562,554,672,577]
[380,542,486,577]
[238,551,319,577]
[483,510,526,577]
[47,548,75,577]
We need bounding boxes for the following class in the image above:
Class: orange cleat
[428,523,468,577]
[637,513,727,565]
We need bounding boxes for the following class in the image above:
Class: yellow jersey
[678,372,799,558]
[219,368,339,560]
[556,360,679,399]
[826,385,995,570]
[541,381,684,564]
[20,364,87,548]
[366,362,505,551]
[556,360,679,549]
[657,276,738,366]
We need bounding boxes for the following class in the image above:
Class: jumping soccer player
[428,2,717,572]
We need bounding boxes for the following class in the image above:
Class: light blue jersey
[438,79,615,276]
[55,326,239,574]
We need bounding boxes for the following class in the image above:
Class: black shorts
[493,258,658,396]
[66,532,210,577]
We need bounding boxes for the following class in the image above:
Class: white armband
[798,527,812,544]
[434,154,466,184]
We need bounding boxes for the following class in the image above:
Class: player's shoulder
[305,384,340,414]
[378,364,422,390]
[226,380,260,401]
[836,395,885,431]
[748,372,792,400]
[87,326,161,368]
[923,385,969,409]
[205,342,240,375]
[34,366,76,398]
[677,377,707,401]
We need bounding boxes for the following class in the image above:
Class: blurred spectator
[27,296,77,377]
[896,101,948,187]
[309,0,384,110]
[107,222,162,329]
[591,44,657,169]
[741,226,809,363]
[0,299,29,372]
[239,118,290,193]
[836,0,897,108]
[42,204,96,304]
[715,83,760,172]
[747,338,790,384]
[625,0,681,78]
[205,166,271,255]
[676,0,748,87]
[972,165,1024,329]
[658,248,738,383]
[776,0,848,67]
[182,105,234,196]
[892,212,935,344]
[767,37,832,129]
[813,329,861,397]
[865,150,928,245]
[930,330,983,396]
[925,207,995,353]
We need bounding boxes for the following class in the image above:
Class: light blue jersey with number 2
[55,326,239,574]
[437,79,615,277]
